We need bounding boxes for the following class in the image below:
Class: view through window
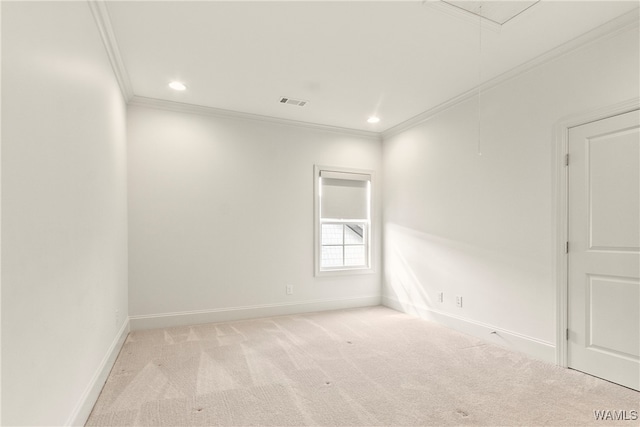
[316,167,372,273]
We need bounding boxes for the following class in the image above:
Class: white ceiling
[105,1,639,133]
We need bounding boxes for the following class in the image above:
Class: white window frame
[314,165,374,276]
[320,221,369,268]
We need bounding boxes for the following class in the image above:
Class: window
[315,166,372,275]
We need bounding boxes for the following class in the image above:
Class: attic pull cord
[476,5,483,156]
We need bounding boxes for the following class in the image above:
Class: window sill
[314,267,375,278]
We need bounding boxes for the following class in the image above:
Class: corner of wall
[65,319,130,427]
[382,296,556,364]
[129,296,381,331]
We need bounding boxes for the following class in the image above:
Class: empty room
[1,0,639,426]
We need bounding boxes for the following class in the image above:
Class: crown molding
[129,96,382,141]
[88,0,134,102]
[86,0,637,142]
[382,7,640,140]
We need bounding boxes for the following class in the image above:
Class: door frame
[553,98,639,368]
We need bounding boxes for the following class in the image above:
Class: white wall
[127,105,382,327]
[1,2,128,425]
[382,26,639,361]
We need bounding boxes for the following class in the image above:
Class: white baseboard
[130,295,382,331]
[382,296,556,364]
[66,318,130,426]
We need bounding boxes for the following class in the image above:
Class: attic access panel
[442,0,539,25]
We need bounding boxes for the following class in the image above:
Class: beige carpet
[87,306,639,426]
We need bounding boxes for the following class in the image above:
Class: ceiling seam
[382,7,640,140]
[440,1,504,26]
[87,0,637,141]
[500,1,541,27]
[422,1,502,33]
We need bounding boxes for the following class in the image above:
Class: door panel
[568,109,640,391]
[589,128,640,250]
[588,275,639,358]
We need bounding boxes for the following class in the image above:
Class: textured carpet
[87,306,639,426]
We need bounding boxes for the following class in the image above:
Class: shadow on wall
[383,223,550,338]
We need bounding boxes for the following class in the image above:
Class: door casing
[554,98,639,368]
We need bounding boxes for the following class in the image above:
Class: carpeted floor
[87,306,639,426]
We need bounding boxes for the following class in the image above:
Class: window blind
[319,170,370,220]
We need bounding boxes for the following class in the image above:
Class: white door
[568,109,640,391]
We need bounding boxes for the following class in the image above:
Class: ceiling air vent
[279,97,308,107]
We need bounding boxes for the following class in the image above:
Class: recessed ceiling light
[367,116,380,124]
[169,81,187,91]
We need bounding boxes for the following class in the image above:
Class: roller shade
[320,170,370,220]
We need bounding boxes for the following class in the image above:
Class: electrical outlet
[456,296,463,308]
[286,285,293,295]
[115,309,120,328]
[437,292,444,303]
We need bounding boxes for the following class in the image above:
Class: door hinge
[566,328,569,340]
[565,153,569,166]
[565,241,569,254]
